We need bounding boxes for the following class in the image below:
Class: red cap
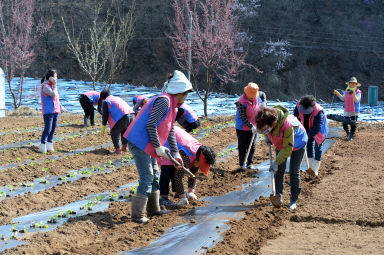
[199,153,210,176]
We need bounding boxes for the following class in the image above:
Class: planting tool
[268,143,281,208]
[242,132,256,169]
[304,150,315,176]
[165,151,196,179]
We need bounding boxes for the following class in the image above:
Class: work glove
[173,151,184,170]
[100,125,106,135]
[155,146,170,158]
[269,160,278,173]
[251,125,257,134]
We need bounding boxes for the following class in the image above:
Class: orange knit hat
[244,83,259,100]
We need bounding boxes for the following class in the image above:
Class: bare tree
[62,3,111,90]
[106,0,137,89]
[168,0,259,116]
[0,0,52,109]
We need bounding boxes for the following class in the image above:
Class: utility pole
[0,67,5,117]
[187,11,193,81]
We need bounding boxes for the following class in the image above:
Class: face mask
[258,125,272,135]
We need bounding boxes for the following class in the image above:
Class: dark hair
[300,95,316,109]
[255,107,278,130]
[167,71,174,80]
[99,89,111,101]
[41,69,57,84]
[197,145,216,165]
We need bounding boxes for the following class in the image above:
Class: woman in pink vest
[256,106,308,210]
[132,95,149,115]
[79,90,100,126]
[294,95,328,176]
[176,103,200,133]
[40,69,65,153]
[235,83,263,170]
[98,90,135,154]
[123,70,193,223]
[158,126,216,207]
[333,77,362,140]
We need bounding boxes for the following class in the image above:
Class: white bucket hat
[163,70,193,94]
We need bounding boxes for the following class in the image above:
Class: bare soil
[0,114,382,255]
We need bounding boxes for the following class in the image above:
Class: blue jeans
[274,146,305,203]
[41,113,59,144]
[127,141,160,196]
[307,138,323,161]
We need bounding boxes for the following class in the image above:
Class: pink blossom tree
[168,0,260,116]
[0,0,52,109]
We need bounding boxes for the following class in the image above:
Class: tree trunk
[92,80,96,91]
[17,75,24,108]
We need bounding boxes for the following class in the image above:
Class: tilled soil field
[0,114,382,254]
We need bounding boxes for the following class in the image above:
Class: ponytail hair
[41,69,57,84]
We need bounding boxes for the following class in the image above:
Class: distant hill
[27,0,383,102]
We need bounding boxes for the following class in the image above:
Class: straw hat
[244,83,259,100]
[345,77,361,86]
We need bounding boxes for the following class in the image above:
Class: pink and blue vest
[105,95,133,129]
[297,102,328,145]
[268,115,308,151]
[40,81,60,115]
[124,93,179,158]
[157,126,201,166]
[84,91,100,105]
[344,89,361,113]
[179,103,198,124]
[133,95,148,107]
[235,94,260,131]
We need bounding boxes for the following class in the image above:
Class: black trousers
[236,129,256,167]
[110,114,134,149]
[342,115,358,136]
[79,94,95,125]
[159,165,176,197]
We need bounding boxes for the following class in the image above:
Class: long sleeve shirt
[42,83,58,97]
[293,107,324,139]
[146,97,178,153]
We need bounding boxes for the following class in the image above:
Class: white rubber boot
[46,142,54,152]
[313,160,321,176]
[308,157,314,169]
[40,144,47,153]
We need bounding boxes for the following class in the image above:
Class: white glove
[155,146,169,158]
[269,160,278,173]
[251,125,257,134]
[173,151,184,169]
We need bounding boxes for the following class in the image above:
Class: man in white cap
[123,70,193,223]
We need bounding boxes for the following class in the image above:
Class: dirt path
[257,123,384,255]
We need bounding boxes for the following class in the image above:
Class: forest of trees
[17,0,384,102]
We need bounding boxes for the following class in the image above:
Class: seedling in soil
[91,165,96,171]
[1,234,6,240]
[10,234,17,240]
[67,172,77,178]
[8,159,12,163]
[66,209,76,216]
[58,175,68,182]
[130,183,139,194]
[42,167,48,172]
[3,149,7,152]
[19,226,27,233]
[30,161,34,167]
[17,157,21,161]
[80,169,92,175]
[29,142,33,146]
[39,177,50,184]
[57,210,66,218]
[109,192,118,201]
[0,190,9,198]
[48,215,58,224]
[8,184,15,191]
[10,224,18,233]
